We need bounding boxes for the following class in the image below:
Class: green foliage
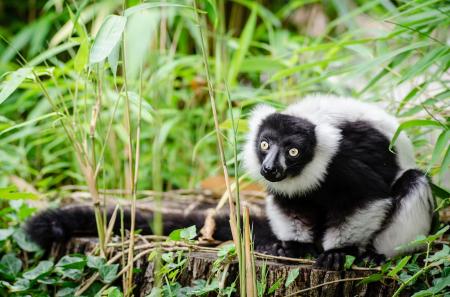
[0,0,449,295]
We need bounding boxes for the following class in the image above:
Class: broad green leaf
[426,245,450,262]
[388,256,411,277]
[56,255,86,270]
[23,261,53,280]
[0,228,14,241]
[104,287,123,297]
[56,287,77,297]
[124,10,159,80]
[180,225,197,240]
[0,67,32,105]
[285,268,300,288]
[0,254,22,277]
[87,255,105,270]
[59,268,83,280]
[99,264,119,283]
[12,229,41,252]
[89,15,127,64]
[1,278,30,292]
[390,119,443,150]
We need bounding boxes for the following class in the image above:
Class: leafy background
[0,0,449,296]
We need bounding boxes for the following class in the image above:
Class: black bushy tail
[24,205,278,250]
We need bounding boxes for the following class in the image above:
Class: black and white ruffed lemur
[25,94,436,270]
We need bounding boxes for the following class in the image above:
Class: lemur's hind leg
[373,169,434,258]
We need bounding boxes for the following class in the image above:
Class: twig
[284,277,366,296]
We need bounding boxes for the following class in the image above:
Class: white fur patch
[322,199,392,251]
[265,195,313,242]
[373,176,433,258]
[243,104,277,182]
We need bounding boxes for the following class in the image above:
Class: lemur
[24,94,435,270]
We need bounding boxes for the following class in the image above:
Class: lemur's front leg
[314,198,393,270]
[256,240,318,258]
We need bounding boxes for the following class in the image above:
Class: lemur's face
[255,113,316,182]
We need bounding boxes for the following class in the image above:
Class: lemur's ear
[247,104,277,133]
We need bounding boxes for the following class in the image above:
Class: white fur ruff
[373,175,434,257]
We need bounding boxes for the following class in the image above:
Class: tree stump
[54,190,402,296]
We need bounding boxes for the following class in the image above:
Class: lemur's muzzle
[260,147,286,182]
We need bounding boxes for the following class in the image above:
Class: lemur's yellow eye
[289,148,299,157]
[260,141,269,150]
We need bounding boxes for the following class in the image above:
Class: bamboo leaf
[89,15,127,65]
[390,119,443,150]
[0,68,32,105]
[429,130,450,171]
[227,4,257,86]
[440,145,450,182]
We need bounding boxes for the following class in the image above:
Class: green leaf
[180,225,197,240]
[344,255,356,270]
[399,47,449,84]
[56,255,86,270]
[390,119,443,150]
[104,287,123,297]
[426,245,450,262]
[1,278,30,292]
[0,67,32,105]
[99,264,119,284]
[89,15,127,64]
[23,261,53,280]
[56,287,77,297]
[0,228,14,241]
[227,4,257,86]
[268,277,283,294]
[429,130,450,171]
[12,229,41,252]
[87,255,105,270]
[168,225,197,241]
[358,273,383,285]
[388,256,411,277]
[60,268,83,280]
[108,42,120,78]
[440,145,450,181]
[0,254,22,277]
[285,268,300,288]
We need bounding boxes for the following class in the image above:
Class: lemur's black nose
[262,165,277,175]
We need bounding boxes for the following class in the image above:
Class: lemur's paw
[313,250,346,271]
[24,209,70,250]
[359,251,386,266]
[255,241,299,258]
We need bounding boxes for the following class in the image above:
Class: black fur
[24,205,282,253]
